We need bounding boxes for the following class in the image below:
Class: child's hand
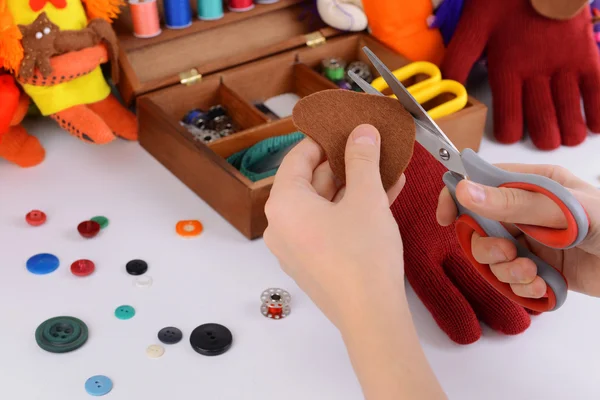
[436,164,600,298]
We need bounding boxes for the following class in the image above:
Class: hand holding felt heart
[292,89,416,191]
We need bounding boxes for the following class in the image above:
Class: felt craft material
[361,0,445,65]
[530,0,588,20]
[292,89,415,191]
[442,0,600,150]
[391,143,535,344]
[18,12,60,79]
[263,93,301,119]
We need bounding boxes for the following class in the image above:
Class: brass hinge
[179,68,202,86]
[304,31,326,48]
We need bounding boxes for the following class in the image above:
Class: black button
[190,323,232,356]
[126,259,148,276]
[158,327,183,345]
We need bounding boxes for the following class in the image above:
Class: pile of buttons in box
[319,58,373,91]
[23,209,291,396]
[180,104,238,144]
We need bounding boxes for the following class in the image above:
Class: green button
[115,305,135,320]
[90,216,109,229]
[35,316,88,354]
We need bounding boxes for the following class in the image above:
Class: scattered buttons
[35,316,88,353]
[90,216,109,229]
[26,210,46,226]
[261,288,291,319]
[190,323,232,356]
[26,253,59,275]
[175,220,203,237]
[134,276,153,288]
[85,375,113,397]
[78,220,101,238]
[114,305,135,320]
[146,344,165,358]
[126,259,148,276]
[70,259,95,277]
[158,327,183,345]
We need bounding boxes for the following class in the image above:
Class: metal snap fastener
[35,316,88,353]
[260,288,291,319]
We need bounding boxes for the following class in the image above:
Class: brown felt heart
[530,0,588,20]
[292,89,416,191]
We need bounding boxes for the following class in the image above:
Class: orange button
[176,220,203,237]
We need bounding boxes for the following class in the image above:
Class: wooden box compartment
[122,1,487,240]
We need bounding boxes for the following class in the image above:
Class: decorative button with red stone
[70,259,95,277]
[26,210,46,226]
[260,288,291,319]
[77,220,101,238]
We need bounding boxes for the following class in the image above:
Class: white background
[1,77,599,399]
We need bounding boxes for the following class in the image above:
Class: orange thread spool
[129,0,162,39]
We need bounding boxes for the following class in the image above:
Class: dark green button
[90,216,109,229]
[35,316,88,354]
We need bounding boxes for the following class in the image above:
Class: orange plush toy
[361,0,445,65]
[0,73,44,167]
[0,0,137,145]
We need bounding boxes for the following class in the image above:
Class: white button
[35,32,43,39]
[43,27,51,35]
[146,344,164,359]
[134,276,153,288]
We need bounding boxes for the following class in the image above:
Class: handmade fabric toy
[0,73,45,167]
[428,0,465,46]
[441,0,600,150]
[391,143,535,344]
[360,0,445,65]
[0,0,136,145]
[315,0,367,32]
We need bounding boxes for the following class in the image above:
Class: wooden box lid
[114,0,342,104]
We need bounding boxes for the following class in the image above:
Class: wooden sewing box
[113,0,488,239]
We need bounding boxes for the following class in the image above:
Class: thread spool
[129,0,162,38]
[254,0,279,3]
[228,0,254,12]
[164,0,193,29]
[197,0,224,20]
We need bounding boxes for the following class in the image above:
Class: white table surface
[1,78,600,400]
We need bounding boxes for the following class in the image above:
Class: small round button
[190,323,232,356]
[35,316,88,353]
[71,259,95,277]
[26,210,46,226]
[158,327,183,344]
[146,344,165,358]
[90,216,109,229]
[85,375,113,396]
[78,220,101,238]
[134,276,153,288]
[27,253,59,275]
[126,259,147,276]
[175,220,203,237]
[114,305,135,320]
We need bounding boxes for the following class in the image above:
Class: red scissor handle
[500,182,583,249]
[455,214,561,313]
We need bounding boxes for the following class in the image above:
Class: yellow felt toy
[0,0,137,145]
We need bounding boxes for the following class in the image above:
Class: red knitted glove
[390,144,534,344]
[441,0,600,150]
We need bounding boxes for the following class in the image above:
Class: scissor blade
[360,46,467,177]
[347,71,384,96]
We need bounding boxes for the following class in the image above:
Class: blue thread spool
[164,0,193,29]
[197,0,224,20]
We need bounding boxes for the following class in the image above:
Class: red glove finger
[523,76,561,150]
[444,249,531,336]
[552,72,588,147]
[580,68,600,133]
[488,72,524,145]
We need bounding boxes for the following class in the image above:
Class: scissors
[348,46,590,312]
[370,61,468,120]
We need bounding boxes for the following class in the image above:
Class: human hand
[263,124,406,330]
[437,164,600,299]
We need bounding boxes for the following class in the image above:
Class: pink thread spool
[228,0,254,12]
[129,0,162,39]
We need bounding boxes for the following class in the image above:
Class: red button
[71,259,95,277]
[26,210,46,226]
[77,220,101,238]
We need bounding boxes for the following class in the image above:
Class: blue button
[114,305,135,320]
[26,253,59,275]
[85,375,113,396]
